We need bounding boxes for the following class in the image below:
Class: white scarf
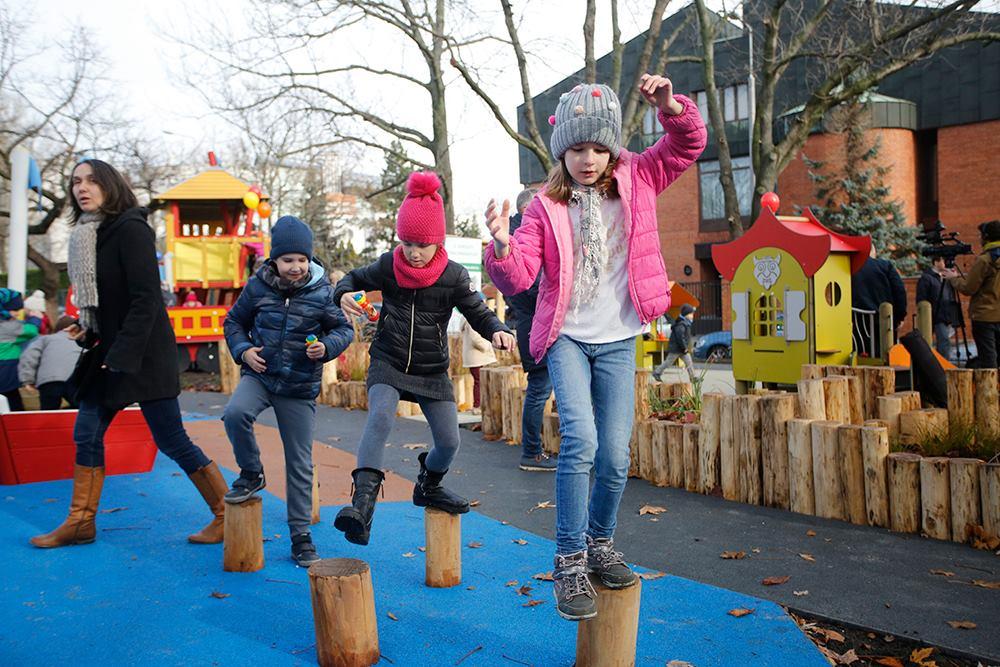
[68,211,103,333]
[569,186,607,313]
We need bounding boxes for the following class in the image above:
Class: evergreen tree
[366,140,415,262]
[804,103,923,275]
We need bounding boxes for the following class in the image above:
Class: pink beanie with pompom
[396,171,446,245]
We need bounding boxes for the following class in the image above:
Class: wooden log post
[821,376,851,424]
[223,496,264,572]
[973,369,999,440]
[666,422,685,489]
[888,453,922,533]
[811,421,847,521]
[759,394,796,509]
[877,395,905,444]
[981,463,1000,540]
[503,385,524,445]
[837,425,867,525]
[308,558,380,667]
[479,368,497,435]
[950,458,982,544]
[801,364,824,380]
[920,457,951,541]
[542,413,561,456]
[719,396,739,500]
[734,395,762,505]
[312,464,321,525]
[637,420,655,482]
[879,302,895,365]
[787,419,816,515]
[844,374,865,425]
[945,369,975,435]
[650,421,671,487]
[861,422,890,528]
[576,578,642,667]
[217,337,242,395]
[862,367,896,421]
[424,508,461,588]
[683,423,701,492]
[916,300,933,346]
[634,370,653,422]
[896,390,923,412]
[899,409,948,447]
[797,379,827,420]
[320,360,339,405]
[698,393,723,494]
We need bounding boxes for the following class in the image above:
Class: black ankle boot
[334,468,384,546]
[412,452,470,514]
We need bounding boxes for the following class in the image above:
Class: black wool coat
[76,207,180,410]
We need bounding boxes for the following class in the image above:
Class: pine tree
[366,140,415,262]
[804,103,923,275]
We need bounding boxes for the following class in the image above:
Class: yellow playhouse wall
[173,238,243,285]
[812,254,853,367]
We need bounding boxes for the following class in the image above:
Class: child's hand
[65,323,86,341]
[340,292,366,317]
[306,341,326,361]
[492,331,516,351]
[243,346,267,372]
[485,199,511,258]
[639,73,683,116]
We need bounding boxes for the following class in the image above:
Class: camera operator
[916,255,963,361]
[943,220,1000,369]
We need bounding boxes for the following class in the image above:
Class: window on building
[754,293,784,337]
[699,156,753,222]
[692,84,750,122]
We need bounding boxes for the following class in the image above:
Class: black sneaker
[586,536,637,589]
[291,533,321,567]
[552,551,597,621]
[224,469,266,504]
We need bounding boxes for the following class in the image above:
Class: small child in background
[460,294,497,411]
[653,304,697,383]
[0,289,42,412]
[222,216,354,567]
[19,315,83,410]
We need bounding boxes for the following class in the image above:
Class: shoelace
[590,540,626,568]
[554,556,596,600]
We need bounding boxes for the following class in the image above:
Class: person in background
[851,244,908,357]
[0,289,41,411]
[23,290,51,334]
[944,220,1000,368]
[19,315,83,410]
[460,297,496,412]
[916,255,963,361]
[653,304,696,383]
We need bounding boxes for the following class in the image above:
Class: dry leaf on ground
[873,658,904,667]
[528,501,555,513]
[532,571,554,581]
[909,646,937,667]
[417,546,426,552]
[402,443,428,450]
[762,576,790,586]
[638,571,666,580]
[799,553,816,562]
[469,499,481,507]
[720,550,746,560]
[946,620,976,629]
[467,541,483,549]
[809,627,845,643]
[971,579,1000,589]
[516,585,533,596]
[639,504,667,516]
[806,529,817,537]
[387,612,398,621]
[402,552,415,558]
[728,608,754,617]
[209,591,230,599]
[666,661,695,667]
[512,538,528,545]
[793,590,809,596]
[505,580,518,587]
[929,569,954,577]
[522,599,545,607]
[99,507,128,514]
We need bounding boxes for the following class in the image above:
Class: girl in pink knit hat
[484,74,706,621]
[333,172,515,546]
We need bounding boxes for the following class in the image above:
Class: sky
[22,0,682,221]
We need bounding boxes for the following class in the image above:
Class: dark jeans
[521,367,552,457]
[75,397,210,474]
[39,381,75,411]
[972,320,1000,369]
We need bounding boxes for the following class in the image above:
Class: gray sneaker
[553,551,598,621]
[586,536,638,589]
[519,453,557,472]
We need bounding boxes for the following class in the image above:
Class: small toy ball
[591,89,602,97]
[305,334,318,346]
[243,191,260,210]
[761,192,780,212]
[257,201,272,218]
[548,115,556,126]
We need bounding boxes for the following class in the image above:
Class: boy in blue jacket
[222,216,354,566]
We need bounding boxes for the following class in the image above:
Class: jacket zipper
[277,296,291,377]
[404,294,416,373]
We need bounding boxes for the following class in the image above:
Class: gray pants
[357,384,461,473]
[933,322,953,361]
[223,375,316,535]
[654,351,695,382]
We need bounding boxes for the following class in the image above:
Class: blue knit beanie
[270,216,313,260]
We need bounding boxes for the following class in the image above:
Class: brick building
[517,2,1000,335]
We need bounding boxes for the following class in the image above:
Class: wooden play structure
[711,194,871,385]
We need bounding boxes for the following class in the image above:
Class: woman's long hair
[68,159,138,223]
[543,155,619,204]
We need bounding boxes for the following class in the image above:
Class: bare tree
[584,0,597,84]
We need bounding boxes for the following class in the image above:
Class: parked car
[693,330,732,361]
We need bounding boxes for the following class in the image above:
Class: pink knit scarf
[392,245,449,289]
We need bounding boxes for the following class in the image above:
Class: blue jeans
[521,367,552,457]
[75,398,210,474]
[546,335,636,554]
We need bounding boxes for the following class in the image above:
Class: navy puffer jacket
[224,260,354,399]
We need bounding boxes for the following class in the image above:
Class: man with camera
[943,220,1000,369]
[916,255,963,361]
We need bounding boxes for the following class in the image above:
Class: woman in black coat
[31,159,229,549]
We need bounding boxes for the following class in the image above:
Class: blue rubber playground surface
[2,456,826,666]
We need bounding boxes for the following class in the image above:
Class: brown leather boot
[30,465,105,548]
[187,461,228,544]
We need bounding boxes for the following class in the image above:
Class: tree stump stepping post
[575,577,642,667]
[424,507,461,588]
[223,496,264,572]
[308,558,380,667]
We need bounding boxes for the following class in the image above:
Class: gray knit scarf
[569,186,607,313]
[68,211,103,334]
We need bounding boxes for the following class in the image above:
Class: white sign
[445,235,484,292]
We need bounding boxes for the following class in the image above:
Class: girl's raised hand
[340,291,366,317]
[639,73,683,116]
[485,198,511,258]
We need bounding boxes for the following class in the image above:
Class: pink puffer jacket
[485,95,707,363]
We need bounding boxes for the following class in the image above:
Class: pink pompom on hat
[396,171,446,245]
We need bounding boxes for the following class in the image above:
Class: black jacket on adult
[668,315,693,353]
[504,213,545,373]
[75,207,181,410]
[851,257,908,329]
[916,268,963,326]
[334,252,509,376]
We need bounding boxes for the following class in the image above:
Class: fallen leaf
[839,648,859,664]
[929,569,954,577]
[728,608,754,617]
[402,443,427,450]
[666,661,695,667]
[793,590,809,597]
[639,504,667,516]
[720,550,746,560]
[971,579,1000,589]
[528,500,555,513]
[209,591,230,599]
[417,546,426,552]
[467,541,483,549]
[512,538,528,545]
[402,552,415,558]
[469,499,481,507]
[751,547,761,554]
[762,576,790,586]
[505,580,519,587]
[799,553,816,562]
[638,571,665,580]
[532,571,554,581]
[650,517,659,522]
[516,585,533,596]
[806,529,817,537]
[522,599,545,607]
[98,507,128,514]
[873,658,904,667]
[946,620,976,629]
[909,647,937,667]
[466,586,476,590]
[811,628,845,643]
[387,612,398,621]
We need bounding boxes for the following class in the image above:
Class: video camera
[918,221,973,268]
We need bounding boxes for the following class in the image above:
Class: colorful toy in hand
[353,293,379,322]
[305,334,318,346]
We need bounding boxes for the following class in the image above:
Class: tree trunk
[583,0,597,84]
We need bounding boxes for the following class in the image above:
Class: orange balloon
[257,201,272,218]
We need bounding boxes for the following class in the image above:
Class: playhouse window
[754,293,784,337]
[824,281,843,307]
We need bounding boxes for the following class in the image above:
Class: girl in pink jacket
[484,74,706,621]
